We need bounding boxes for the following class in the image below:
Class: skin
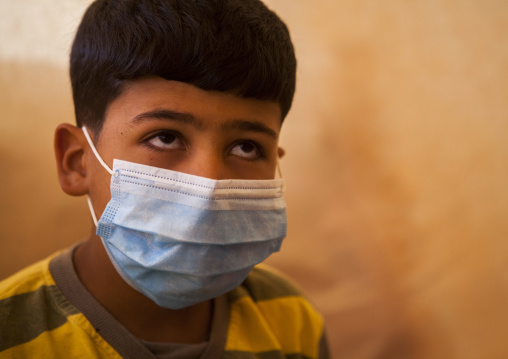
[54,76,284,344]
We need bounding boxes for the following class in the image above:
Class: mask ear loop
[82,126,114,175]
[82,126,114,227]
[276,161,286,192]
[87,197,99,227]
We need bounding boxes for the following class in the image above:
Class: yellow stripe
[66,312,124,358]
[257,296,323,358]
[0,253,59,300]
[225,295,323,358]
[0,313,122,359]
[225,296,282,352]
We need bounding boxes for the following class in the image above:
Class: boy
[0,0,330,357]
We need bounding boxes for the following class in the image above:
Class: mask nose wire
[82,126,114,227]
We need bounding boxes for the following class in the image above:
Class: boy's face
[86,76,283,218]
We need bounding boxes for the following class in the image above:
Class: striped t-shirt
[0,246,329,358]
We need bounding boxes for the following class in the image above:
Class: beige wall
[2,1,508,358]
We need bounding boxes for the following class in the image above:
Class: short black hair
[70,0,297,133]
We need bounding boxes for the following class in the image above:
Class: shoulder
[240,263,309,301]
[0,252,68,354]
[240,264,324,329]
[225,264,325,358]
[0,249,122,358]
[0,252,59,301]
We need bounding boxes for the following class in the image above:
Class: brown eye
[146,131,184,150]
[157,133,176,145]
[230,141,261,160]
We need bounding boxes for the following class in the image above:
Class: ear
[277,147,286,159]
[54,123,89,196]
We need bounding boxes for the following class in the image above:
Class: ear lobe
[54,123,89,196]
[277,147,286,159]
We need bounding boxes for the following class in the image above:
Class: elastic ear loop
[82,126,114,175]
[87,197,99,227]
[276,161,286,192]
[82,126,114,227]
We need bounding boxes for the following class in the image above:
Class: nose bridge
[186,148,228,180]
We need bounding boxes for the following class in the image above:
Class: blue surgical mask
[82,127,286,309]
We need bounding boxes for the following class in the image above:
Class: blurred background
[1,0,508,357]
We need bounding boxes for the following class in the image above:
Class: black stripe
[0,285,73,351]
[234,266,303,303]
[222,350,314,359]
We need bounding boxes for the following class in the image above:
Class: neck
[73,232,213,344]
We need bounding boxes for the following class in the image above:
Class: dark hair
[70,0,297,133]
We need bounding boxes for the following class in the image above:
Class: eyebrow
[131,108,278,139]
[220,120,278,140]
[131,109,205,130]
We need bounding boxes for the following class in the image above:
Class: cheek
[257,150,280,180]
[241,161,279,180]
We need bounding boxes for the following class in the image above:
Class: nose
[180,151,230,180]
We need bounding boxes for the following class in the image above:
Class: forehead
[100,77,282,136]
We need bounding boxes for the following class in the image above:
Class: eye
[229,141,263,160]
[145,131,185,151]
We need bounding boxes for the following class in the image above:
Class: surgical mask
[82,127,286,309]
